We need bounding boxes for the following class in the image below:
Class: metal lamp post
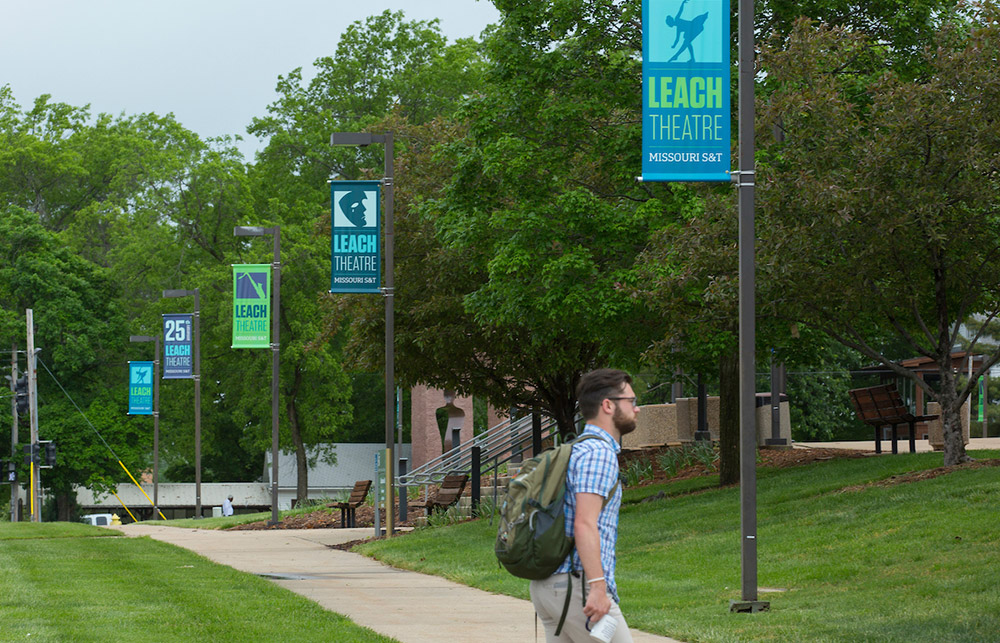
[330,131,395,537]
[129,334,161,519]
[733,0,768,613]
[162,288,201,519]
[233,225,281,526]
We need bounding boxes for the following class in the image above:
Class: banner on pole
[162,313,193,379]
[232,264,271,348]
[978,378,985,422]
[642,0,731,182]
[330,180,381,294]
[128,361,154,415]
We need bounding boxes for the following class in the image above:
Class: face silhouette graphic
[338,190,368,227]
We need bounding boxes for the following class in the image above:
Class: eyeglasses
[607,396,638,408]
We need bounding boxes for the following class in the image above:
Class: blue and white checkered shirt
[555,424,623,602]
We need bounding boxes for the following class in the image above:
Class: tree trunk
[936,365,971,465]
[56,492,73,522]
[288,367,309,505]
[718,347,740,485]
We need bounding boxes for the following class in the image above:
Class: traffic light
[44,442,56,467]
[14,375,29,417]
[22,443,39,465]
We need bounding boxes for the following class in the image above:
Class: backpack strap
[554,572,574,636]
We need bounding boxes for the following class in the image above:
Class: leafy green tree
[756,10,1000,465]
[0,206,137,518]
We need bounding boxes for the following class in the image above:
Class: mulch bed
[618,445,871,486]
[837,458,1000,493]
[228,501,429,531]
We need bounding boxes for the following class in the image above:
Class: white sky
[2,0,500,160]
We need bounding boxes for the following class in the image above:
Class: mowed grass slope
[0,522,397,643]
[358,450,1000,643]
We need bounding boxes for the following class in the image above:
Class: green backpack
[494,434,617,580]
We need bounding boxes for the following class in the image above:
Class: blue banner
[330,180,381,294]
[163,313,194,378]
[642,0,731,182]
[128,361,154,415]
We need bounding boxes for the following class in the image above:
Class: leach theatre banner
[232,264,271,349]
[330,180,381,294]
[128,361,154,415]
[162,313,193,379]
[642,0,731,182]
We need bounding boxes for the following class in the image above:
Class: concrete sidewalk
[116,524,681,643]
[794,437,1000,453]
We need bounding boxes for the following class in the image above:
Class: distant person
[222,495,234,517]
[529,368,638,642]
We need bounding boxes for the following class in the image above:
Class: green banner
[232,264,271,349]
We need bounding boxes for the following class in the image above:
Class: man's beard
[613,406,636,436]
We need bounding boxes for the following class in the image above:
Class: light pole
[130,334,161,519]
[330,131,395,536]
[162,288,201,519]
[233,225,281,526]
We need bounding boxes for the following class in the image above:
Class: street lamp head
[162,289,196,298]
[129,335,155,343]
[234,226,269,237]
[331,132,373,147]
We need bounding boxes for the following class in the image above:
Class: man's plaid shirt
[554,424,623,602]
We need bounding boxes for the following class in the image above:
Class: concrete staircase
[412,464,522,525]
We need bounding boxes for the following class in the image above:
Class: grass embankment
[358,450,1000,643]
[0,522,397,642]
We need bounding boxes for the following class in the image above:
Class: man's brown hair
[576,368,632,420]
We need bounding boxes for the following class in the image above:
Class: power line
[36,357,120,461]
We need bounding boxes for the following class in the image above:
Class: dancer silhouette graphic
[665,0,709,63]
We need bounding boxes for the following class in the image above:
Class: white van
[81,513,114,527]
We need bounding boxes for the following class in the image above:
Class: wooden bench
[848,385,938,454]
[328,480,371,528]
[412,474,469,516]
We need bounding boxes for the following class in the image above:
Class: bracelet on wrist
[586,577,606,585]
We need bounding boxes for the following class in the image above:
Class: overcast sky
[3,0,500,160]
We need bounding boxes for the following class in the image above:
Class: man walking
[529,368,638,642]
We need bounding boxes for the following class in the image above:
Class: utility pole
[26,310,40,522]
[9,342,18,522]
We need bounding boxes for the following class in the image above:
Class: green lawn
[0,522,397,643]
[357,450,1000,643]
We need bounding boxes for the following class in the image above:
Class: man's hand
[583,579,612,622]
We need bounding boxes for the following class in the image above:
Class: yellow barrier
[111,492,137,523]
[118,460,167,521]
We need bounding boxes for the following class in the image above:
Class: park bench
[328,479,371,528]
[848,384,938,454]
[412,473,469,516]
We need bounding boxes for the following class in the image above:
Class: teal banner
[642,0,731,182]
[128,361,154,415]
[330,180,381,294]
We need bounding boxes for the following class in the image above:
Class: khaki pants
[529,573,634,643]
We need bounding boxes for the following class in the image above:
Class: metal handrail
[399,412,561,486]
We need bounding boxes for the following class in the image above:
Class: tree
[340,2,683,437]
[756,9,1000,465]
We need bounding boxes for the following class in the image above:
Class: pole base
[694,431,713,441]
[730,600,770,613]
